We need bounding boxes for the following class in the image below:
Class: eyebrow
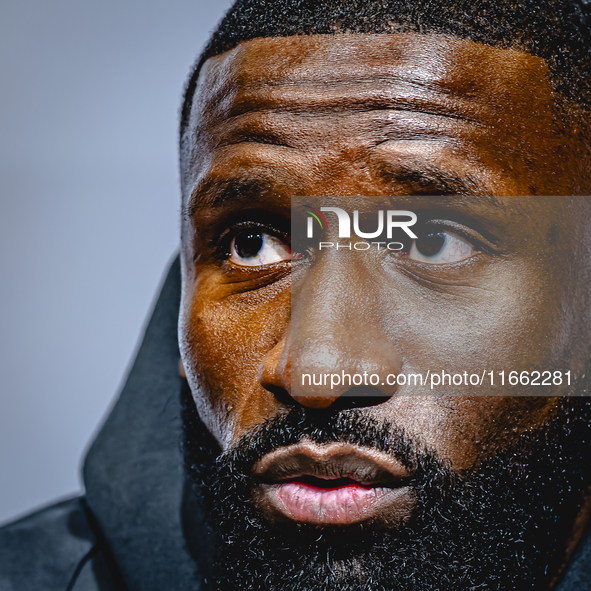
[379,164,503,208]
[184,174,276,220]
[184,164,505,221]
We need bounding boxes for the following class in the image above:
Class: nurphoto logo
[303,204,418,251]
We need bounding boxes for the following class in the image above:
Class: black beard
[181,385,591,591]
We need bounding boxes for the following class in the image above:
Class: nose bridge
[293,252,373,358]
[288,250,403,407]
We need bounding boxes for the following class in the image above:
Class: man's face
[179,33,591,589]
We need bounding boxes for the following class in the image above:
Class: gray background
[0,0,234,525]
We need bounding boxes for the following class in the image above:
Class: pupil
[235,233,264,259]
[416,232,446,257]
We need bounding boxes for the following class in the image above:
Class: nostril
[338,384,393,399]
[263,383,294,407]
[304,385,394,411]
[289,393,342,409]
[290,385,395,411]
[329,388,394,411]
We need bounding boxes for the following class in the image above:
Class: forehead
[182,33,567,199]
[195,32,552,105]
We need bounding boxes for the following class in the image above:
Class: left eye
[229,231,293,267]
[407,230,476,264]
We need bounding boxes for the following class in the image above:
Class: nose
[258,258,403,410]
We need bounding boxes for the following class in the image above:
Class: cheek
[373,396,562,470]
[366,261,579,469]
[392,256,578,389]
[178,277,289,448]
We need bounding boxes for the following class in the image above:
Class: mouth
[252,441,415,525]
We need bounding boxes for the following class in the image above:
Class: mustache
[225,408,428,469]
[182,388,447,489]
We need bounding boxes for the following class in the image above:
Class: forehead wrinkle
[193,33,555,133]
[205,79,490,128]
[212,109,487,153]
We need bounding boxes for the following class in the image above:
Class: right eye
[406,229,476,264]
[229,231,293,267]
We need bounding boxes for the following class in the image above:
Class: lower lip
[265,480,409,525]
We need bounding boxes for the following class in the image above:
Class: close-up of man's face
[177,24,591,591]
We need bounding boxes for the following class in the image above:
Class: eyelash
[214,220,290,261]
[416,220,495,254]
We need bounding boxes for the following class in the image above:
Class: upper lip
[252,441,412,487]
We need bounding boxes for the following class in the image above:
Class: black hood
[83,255,202,590]
[81,255,591,591]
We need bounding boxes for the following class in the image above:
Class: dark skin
[179,33,591,587]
